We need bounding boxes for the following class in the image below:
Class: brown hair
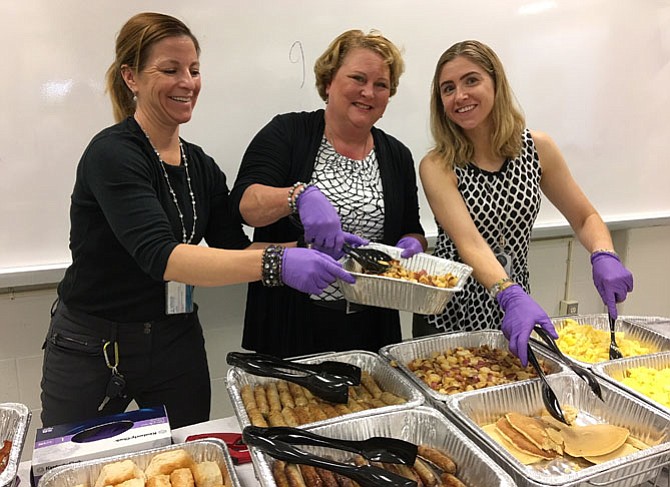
[429,40,525,168]
[105,12,200,123]
[314,29,405,101]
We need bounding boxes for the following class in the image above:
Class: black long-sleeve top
[230,110,424,355]
[58,117,250,322]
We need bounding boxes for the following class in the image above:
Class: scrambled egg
[556,319,653,363]
[622,366,670,409]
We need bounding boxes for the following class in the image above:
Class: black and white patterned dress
[310,137,385,301]
[426,129,542,332]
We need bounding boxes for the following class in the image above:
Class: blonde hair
[105,12,200,123]
[314,29,405,101]
[429,40,525,168]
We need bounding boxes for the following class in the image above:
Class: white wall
[2,225,669,463]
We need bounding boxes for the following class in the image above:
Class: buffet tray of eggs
[592,351,670,418]
[534,314,670,368]
[448,372,670,487]
[379,330,569,408]
[0,403,31,487]
[248,405,517,487]
[337,242,473,315]
[225,350,425,431]
[38,439,240,487]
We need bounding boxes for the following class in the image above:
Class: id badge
[165,281,194,314]
[493,246,514,276]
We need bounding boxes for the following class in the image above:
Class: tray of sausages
[0,403,31,487]
[37,439,240,487]
[225,350,425,431]
[246,405,516,487]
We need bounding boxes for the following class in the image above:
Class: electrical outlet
[559,300,579,315]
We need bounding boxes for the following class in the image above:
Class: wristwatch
[488,277,515,298]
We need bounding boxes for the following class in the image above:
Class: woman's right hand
[281,248,355,295]
[296,186,344,251]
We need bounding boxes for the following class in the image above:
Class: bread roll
[191,461,223,487]
[145,449,195,478]
[170,468,194,487]
[116,479,146,487]
[146,474,171,487]
[94,460,144,487]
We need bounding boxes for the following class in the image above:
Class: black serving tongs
[226,352,361,404]
[608,309,624,360]
[242,426,418,487]
[532,326,604,401]
[245,425,417,465]
[289,213,392,274]
[527,344,569,425]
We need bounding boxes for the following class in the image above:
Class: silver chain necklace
[143,132,197,244]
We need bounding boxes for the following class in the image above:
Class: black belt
[310,299,368,315]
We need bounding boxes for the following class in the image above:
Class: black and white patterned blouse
[309,137,385,301]
[427,129,542,332]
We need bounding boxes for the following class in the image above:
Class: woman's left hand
[591,251,634,319]
[395,236,424,258]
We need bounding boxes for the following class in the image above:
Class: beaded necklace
[143,132,197,244]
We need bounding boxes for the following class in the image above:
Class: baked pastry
[191,461,223,487]
[145,449,194,478]
[94,460,145,487]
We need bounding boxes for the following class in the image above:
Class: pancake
[583,442,639,464]
[505,412,561,453]
[495,417,556,460]
[482,423,544,465]
[562,423,629,457]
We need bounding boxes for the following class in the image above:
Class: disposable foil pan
[592,351,670,417]
[225,350,424,430]
[336,242,473,315]
[537,314,670,368]
[449,373,670,487]
[38,439,241,487]
[379,330,569,407]
[0,403,31,487]
[248,405,516,487]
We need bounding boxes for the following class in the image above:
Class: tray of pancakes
[535,314,670,368]
[37,439,240,487]
[248,405,516,487]
[379,330,569,407]
[336,242,473,315]
[448,372,670,487]
[225,350,425,431]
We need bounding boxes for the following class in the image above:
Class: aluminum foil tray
[225,350,425,430]
[538,314,670,368]
[592,351,670,417]
[448,373,670,487]
[379,330,569,406]
[336,242,473,315]
[248,405,516,487]
[38,439,240,487]
[0,403,31,487]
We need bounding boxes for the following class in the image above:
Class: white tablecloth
[18,416,260,487]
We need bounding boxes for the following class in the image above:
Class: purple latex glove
[396,236,424,259]
[591,251,634,320]
[313,232,369,260]
[496,284,558,367]
[296,186,343,250]
[281,248,355,295]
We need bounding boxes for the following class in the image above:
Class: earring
[132,93,137,102]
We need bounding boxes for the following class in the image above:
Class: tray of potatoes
[37,439,240,487]
[449,373,670,487]
[379,330,568,407]
[225,350,425,431]
[537,314,670,368]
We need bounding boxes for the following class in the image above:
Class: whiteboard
[2,0,670,273]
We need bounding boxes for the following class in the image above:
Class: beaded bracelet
[488,277,515,298]
[591,248,618,257]
[287,182,310,214]
[261,245,285,287]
